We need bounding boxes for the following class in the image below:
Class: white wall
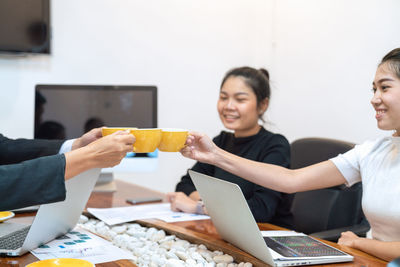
[1,0,400,192]
[268,0,400,143]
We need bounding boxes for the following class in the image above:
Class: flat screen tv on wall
[0,0,51,54]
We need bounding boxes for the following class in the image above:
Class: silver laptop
[189,170,354,267]
[0,168,101,256]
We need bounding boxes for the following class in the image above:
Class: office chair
[290,137,370,242]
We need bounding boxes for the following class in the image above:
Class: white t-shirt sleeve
[59,139,75,154]
[330,146,362,187]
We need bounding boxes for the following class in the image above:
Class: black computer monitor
[35,84,157,140]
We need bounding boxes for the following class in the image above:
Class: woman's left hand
[338,231,360,248]
[167,192,197,213]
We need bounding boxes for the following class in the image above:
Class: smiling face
[371,63,400,135]
[217,76,268,137]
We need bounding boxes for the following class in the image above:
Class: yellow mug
[0,211,15,222]
[101,127,137,136]
[131,128,162,153]
[26,258,94,267]
[158,129,188,152]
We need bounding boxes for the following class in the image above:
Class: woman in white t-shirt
[180,48,400,261]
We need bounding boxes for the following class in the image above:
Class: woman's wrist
[213,146,233,170]
[195,200,206,215]
[211,146,225,165]
[64,147,97,179]
[352,236,363,250]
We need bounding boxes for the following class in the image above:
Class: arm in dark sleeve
[0,134,64,165]
[247,135,291,222]
[0,154,66,211]
[248,185,285,222]
[175,161,215,196]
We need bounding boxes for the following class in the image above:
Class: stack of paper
[87,203,210,225]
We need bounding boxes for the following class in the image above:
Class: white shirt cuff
[59,139,75,154]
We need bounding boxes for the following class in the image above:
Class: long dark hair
[380,48,400,79]
[220,66,270,122]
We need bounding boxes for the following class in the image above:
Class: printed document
[31,227,134,264]
[88,203,210,225]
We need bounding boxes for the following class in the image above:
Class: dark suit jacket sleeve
[0,154,67,211]
[0,134,66,210]
[0,134,64,165]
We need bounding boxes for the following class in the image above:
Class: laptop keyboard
[264,235,346,257]
[0,226,30,250]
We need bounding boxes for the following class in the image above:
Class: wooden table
[1,180,388,267]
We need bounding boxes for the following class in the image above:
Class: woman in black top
[167,67,292,227]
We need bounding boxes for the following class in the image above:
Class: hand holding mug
[180,132,218,164]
